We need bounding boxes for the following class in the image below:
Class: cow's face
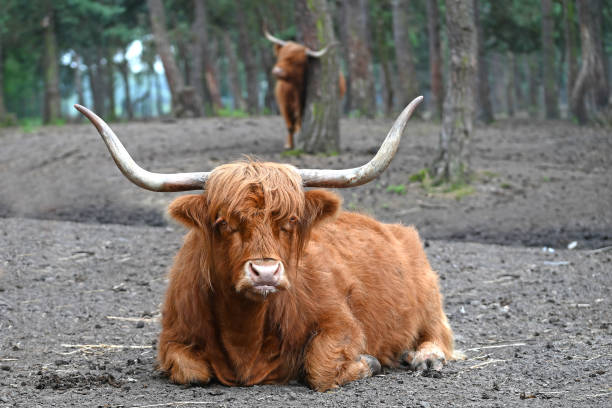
[271,42,308,83]
[168,162,339,301]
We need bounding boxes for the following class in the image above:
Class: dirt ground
[0,115,610,407]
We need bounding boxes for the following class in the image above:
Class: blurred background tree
[0,0,610,144]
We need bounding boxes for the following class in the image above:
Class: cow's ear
[274,43,282,56]
[168,194,208,229]
[304,190,341,226]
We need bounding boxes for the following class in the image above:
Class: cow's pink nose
[248,260,282,286]
[272,66,284,77]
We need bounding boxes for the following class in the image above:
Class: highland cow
[265,30,346,150]
[75,96,456,391]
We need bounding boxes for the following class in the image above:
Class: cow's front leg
[304,321,380,391]
[158,341,212,385]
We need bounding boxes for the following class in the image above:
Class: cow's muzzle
[243,259,286,296]
[271,66,285,78]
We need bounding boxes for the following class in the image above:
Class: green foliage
[19,118,42,133]
[280,148,304,158]
[386,184,407,195]
[217,108,249,118]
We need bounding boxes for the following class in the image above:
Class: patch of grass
[217,108,249,118]
[50,118,66,126]
[316,150,339,158]
[500,182,512,190]
[480,170,499,179]
[541,176,551,182]
[442,183,475,200]
[386,184,407,195]
[19,117,42,133]
[281,148,304,158]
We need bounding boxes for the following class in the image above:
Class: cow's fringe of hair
[205,159,305,224]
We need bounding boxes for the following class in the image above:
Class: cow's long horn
[74,104,209,192]
[305,43,335,58]
[299,96,423,188]
[264,29,288,47]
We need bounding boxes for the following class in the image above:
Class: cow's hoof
[400,345,445,372]
[359,354,382,376]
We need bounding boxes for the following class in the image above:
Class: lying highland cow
[265,30,346,150]
[75,96,456,391]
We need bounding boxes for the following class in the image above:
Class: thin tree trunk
[563,0,578,115]
[295,0,340,153]
[426,0,443,120]
[236,2,259,114]
[542,0,560,118]
[260,44,278,114]
[343,0,375,117]
[570,0,609,123]
[474,0,493,123]
[528,53,540,118]
[223,32,246,111]
[192,0,222,114]
[118,58,133,119]
[431,0,477,185]
[106,49,117,121]
[147,0,201,117]
[0,36,8,120]
[42,4,61,124]
[392,0,418,112]
[205,36,223,111]
[153,63,164,116]
[506,53,516,117]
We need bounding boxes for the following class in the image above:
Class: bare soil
[0,116,610,407]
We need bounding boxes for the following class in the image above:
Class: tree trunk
[260,44,278,114]
[426,0,444,120]
[295,0,341,153]
[118,58,133,119]
[205,36,223,112]
[528,53,540,118]
[563,0,578,109]
[236,2,259,114]
[392,0,418,113]
[42,4,61,124]
[192,0,222,114]
[106,50,117,121]
[223,32,246,111]
[542,0,560,119]
[506,53,516,117]
[0,35,7,120]
[431,0,477,185]
[342,0,375,117]
[474,0,493,123]
[147,0,201,117]
[570,0,609,124]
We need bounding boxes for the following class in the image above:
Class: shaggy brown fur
[158,161,455,391]
[271,42,346,149]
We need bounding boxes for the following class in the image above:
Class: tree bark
[528,53,540,118]
[426,0,443,120]
[106,49,117,121]
[563,0,578,108]
[118,57,133,120]
[506,52,516,117]
[570,0,609,123]
[431,0,477,185]
[192,0,222,113]
[236,2,259,114]
[42,4,61,124]
[392,0,419,112]
[474,0,493,123]
[223,32,246,111]
[342,0,375,117]
[338,0,351,113]
[147,0,201,117]
[541,0,560,119]
[295,0,341,153]
[0,35,7,120]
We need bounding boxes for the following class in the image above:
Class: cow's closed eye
[214,217,237,233]
[280,216,298,233]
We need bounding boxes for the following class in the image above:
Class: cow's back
[302,211,445,366]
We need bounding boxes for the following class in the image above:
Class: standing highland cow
[265,30,346,150]
[75,96,457,391]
